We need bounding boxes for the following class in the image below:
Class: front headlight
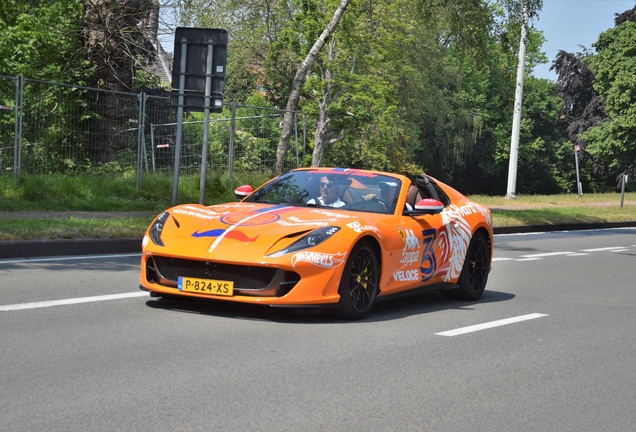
[149,212,170,246]
[267,226,340,257]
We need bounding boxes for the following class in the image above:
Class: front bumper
[139,253,343,306]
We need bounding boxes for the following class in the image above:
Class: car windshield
[243,169,402,214]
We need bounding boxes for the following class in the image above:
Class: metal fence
[0,75,306,184]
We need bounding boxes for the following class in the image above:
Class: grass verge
[1,174,635,240]
[0,217,154,241]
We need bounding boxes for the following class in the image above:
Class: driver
[307,176,346,207]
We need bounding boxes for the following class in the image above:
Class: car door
[379,211,446,296]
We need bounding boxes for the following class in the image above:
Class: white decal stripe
[208,207,282,252]
[436,313,549,337]
[0,292,148,312]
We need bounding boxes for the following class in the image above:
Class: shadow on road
[144,289,515,324]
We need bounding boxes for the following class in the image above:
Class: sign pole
[199,39,214,204]
[620,175,628,208]
[574,144,582,197]
[172,37,188,206]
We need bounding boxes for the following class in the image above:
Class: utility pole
[506,4,528,199]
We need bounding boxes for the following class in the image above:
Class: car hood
[155,203,368,259]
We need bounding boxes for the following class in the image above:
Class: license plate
[178,276,234,296]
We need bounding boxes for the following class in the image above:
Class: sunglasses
[320,182,336,189]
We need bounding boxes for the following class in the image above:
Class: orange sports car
[139,168,493,319]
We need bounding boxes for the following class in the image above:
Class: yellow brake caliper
[358,267,369,289]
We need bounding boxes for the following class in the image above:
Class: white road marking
[581,247,629,252]
[0,292,148,312]
[0,253,140,264]
[493,245,633,261]
[520,251,574,258]
[435,313,549,337]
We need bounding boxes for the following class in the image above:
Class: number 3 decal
[420,228,437,282]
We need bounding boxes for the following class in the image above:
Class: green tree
[179,0,287,104]
[0,0,88,81]
[584,17,636,185]
[550,49,608,192]
[273,0,352,174]
[306,0,413,171]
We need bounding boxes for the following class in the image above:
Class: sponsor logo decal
[291,251,346,268]
[346,221,379,233]
[397,228,406,243]
[173,207,223,220]
[309,209,353,219]
[277,220,328,227]
[393,269,419,282]
[403,229,420,251]
[215,203,258,209]
[288,216,335,222]
[307,169,377,178]
[221,212,280,226]
[400,251,419,266]
[420,228,437,282]
[435,206,473,282]
[441,202,489,219]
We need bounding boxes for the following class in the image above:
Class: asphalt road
[1,227,636,431]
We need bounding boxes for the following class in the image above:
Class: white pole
[506,5,528,200]
[574,145,582,196]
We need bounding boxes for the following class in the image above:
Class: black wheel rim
[467,237,489,294]
[347,247,378,312]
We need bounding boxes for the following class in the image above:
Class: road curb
[0,238,142,260]
[493,221,636,234]
[2,221,636,260]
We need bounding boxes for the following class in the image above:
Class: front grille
[151,256,277,290]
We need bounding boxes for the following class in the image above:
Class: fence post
[228,101,236,183]
[136,91,146,189]
[172,37,188,206]
[12,76,19,181]
[15,75,24,179]
[150,123,156,173]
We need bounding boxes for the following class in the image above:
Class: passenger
[307,176,346,207]
[362,181,396,212]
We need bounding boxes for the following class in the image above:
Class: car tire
[443,231,490,301]
[334,239,380,320]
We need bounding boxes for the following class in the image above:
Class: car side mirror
[234,185,254,200]
[413,198,444,214]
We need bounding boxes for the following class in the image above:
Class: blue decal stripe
[192,229,225,238]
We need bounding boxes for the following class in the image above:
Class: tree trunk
[81,0,157,165]
[273,0,351,175]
